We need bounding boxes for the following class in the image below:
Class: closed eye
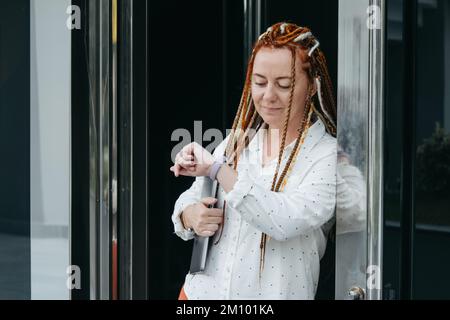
[253,82,290,89]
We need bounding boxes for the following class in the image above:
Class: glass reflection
[335,0,369,300]
[30,0,71,299]
[336,145,366,298]
[413,0,450,299]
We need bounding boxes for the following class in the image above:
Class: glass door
[0,0,72,299]
[383,0,450,299]
[336,0,385,300]
[0,0,148,300]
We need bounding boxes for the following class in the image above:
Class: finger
[205,216,223,224]
[178,158,195,168]
[174,153,182,171]
[180,149,194,161]
[198,223,219,235]
[182,143,195,158]
[203,223,219,232]
[177,167,194,177]
[200,197,217,207]
[182,147,194,159]
[175,154,194,173]
[181,154,195,163]
[199,230,214,237]
[190,143,204,163]
[173,163,181,177]
[177,151,196,168]
[206,208,224,217]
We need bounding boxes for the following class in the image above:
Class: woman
[170,22,337,300]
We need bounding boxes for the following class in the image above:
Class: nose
[262,83,278,104]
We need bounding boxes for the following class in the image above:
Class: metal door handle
[348,286,365,300]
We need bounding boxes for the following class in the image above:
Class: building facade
[0,0,449,300]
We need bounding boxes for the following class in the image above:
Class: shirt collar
[247,117,326,155]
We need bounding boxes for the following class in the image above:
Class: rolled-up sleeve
[224,151,337,241]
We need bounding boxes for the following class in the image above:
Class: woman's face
[251,47,311,129]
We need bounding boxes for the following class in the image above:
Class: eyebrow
[253,73,291,80]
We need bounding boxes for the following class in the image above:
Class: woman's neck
[266,124,300,148]
[263,124,299,161]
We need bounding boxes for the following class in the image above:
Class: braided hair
[221,22,337,278]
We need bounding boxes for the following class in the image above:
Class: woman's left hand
[170,142,215,177]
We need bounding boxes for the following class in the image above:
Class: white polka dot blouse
[172,118,337,300]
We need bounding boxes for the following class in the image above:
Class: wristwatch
[208,155,227,181]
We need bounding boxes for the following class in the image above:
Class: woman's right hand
[181,197,223,237]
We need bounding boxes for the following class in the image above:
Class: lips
[262,106,283,112]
